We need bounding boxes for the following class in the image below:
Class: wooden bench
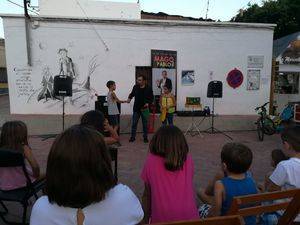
[227,189,300,225]
[152,215,244,225]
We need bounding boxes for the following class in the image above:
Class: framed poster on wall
[151,50,177,96]
[247,69,261,90]
[181,70,195,86]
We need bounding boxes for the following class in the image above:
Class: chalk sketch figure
[58,48,76,79]
[37,67,54,102]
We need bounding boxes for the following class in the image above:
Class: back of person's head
[46,125,115,208]
[271,149,289,167]
[80,110,105,134]
[281,126,300,152]
[0,121,28,152]
[106,80,115,89]
[221,143,253,174]
[149,125,188,171]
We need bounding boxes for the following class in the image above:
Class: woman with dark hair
[80,110,119,145]
[30,125,143,225]
[141,125,198,224]
[0,121,42,190]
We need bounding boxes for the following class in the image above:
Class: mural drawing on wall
[27,48,100,109]
[247,69,260,90]
[37,67,54,102]
[58,48,76,79]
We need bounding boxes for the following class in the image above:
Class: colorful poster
[151,50,177,96]
[247,69,261,90]
[151,50,177,69]
[181,70,195,86]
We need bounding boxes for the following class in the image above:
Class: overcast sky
[0,0,263,38]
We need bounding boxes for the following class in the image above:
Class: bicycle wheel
[257,119,264,141]
[263,118,276,135]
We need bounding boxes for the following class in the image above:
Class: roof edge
[0,14,276,30]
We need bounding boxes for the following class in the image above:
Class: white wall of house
[2,16,274,115]
[39,0,141,19]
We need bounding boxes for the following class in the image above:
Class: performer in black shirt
[127,75,154,143]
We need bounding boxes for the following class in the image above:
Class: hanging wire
[6,0,39,15]
[74,0,110,51]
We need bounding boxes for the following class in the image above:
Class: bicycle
[255,102,294,141]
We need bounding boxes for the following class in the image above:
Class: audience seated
[30,125,143,225]
[141,125,199,224]
[199,143,258,225]
[266,126,300,223]
[80,110,119,145]
[0,121,42,190]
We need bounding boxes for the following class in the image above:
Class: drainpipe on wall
[23,0,32,66]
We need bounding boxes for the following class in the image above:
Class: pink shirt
[141,153,199,223]
[0,165,36,191]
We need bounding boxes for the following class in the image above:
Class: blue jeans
[162,113,174,126]
[131,111,148,139]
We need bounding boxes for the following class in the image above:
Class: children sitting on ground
[199,143,258,225]
[80,110,119,145]
[0,121,42,190]
[266,126,300,223]
[106,80,127,133]
[30,125,144,225]
[141,125,199,224]
[159,85,176,125]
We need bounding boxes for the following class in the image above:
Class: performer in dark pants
[127,75,154,143]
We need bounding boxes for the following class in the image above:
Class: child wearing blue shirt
[213,143,258,225]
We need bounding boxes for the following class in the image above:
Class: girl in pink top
[141,125,199,224]
[0,121,41,190]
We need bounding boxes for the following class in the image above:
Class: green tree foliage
[232,0,300,39]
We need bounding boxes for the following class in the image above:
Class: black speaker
[54,75,73,97]
[207,80,223,98]
[95,95,108,117]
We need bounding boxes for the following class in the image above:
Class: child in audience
[30,125,144,225]
[141,125,199,224]
[212,143,258,225]
[0,121,41,190]
[159,85,175,125]
[80,110,119,145]
[266,126,300,223]
[106,80,127,132]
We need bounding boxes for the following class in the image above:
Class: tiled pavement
[0,131,281,224]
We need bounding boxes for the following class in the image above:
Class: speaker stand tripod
[205,97,233,140]
[62,96,66,131]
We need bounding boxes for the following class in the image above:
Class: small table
[185,104,203,137]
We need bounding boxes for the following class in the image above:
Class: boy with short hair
[106,81,126,133]
[213,143,258,225]
[267,126,300,222]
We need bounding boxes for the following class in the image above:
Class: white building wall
[2,17,274,115]
[39,0,141,19]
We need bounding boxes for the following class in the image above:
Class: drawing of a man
[58,48,76,79]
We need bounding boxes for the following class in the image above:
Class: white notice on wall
[248,55,264,68]
[247,69,261,90]
[14,67,34,98]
